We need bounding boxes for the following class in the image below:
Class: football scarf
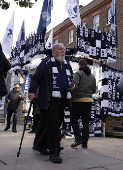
[51,57,72,99]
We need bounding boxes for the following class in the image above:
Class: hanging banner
[24,75,30,92]
[10,33,45,70]
[101,66,123,117]
[77,25,116,62]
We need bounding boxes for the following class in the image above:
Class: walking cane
[17,100,33,157]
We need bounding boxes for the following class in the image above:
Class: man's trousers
[6,109,19,130]
[70,102,92,144]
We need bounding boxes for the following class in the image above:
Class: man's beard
[57,55,65,62]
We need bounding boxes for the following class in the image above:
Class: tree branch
[0,0,38,10]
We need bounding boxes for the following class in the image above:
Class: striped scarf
[51,57,72,99]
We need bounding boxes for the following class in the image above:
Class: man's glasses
[56,48,66,52]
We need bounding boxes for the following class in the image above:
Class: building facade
[47,0,123,56]
[46,0,123,136]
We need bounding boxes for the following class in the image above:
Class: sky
[0,0,93,48]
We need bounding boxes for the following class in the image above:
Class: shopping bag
[117,77,123,95]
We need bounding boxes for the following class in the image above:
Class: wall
[102,116,123,132]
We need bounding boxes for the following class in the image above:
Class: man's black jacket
[29,56,73,110]
[6,89,24,111]
[0,44,11,97]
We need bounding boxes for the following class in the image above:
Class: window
[93,14,99,31]
[54,39,58,44]
[108,8,111,24]
[69,29,74,44]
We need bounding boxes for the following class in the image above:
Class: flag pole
[76,0,81,53]
[112,0,117,48]
[44,0,49,45]
[114,0,117,47]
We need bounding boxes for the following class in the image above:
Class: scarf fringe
[67,92,72,99]
[52,91,61,98]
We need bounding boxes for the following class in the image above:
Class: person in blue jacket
[0,43,11,98]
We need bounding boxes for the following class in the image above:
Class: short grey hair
[79,59,87,67]
[52,43,65,53]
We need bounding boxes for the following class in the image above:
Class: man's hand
[28,93,36,101]
[8,100,10,103]
[19,95,21,98]
[69,82,75,91]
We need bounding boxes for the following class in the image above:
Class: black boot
[81,142,88,148]
[12,127,17,133]
[49,154,62,163]
[4,126,10,131]
[71,140,82,147]
[28,129,35,133]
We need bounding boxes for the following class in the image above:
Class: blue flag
[109,0,118,47]
[37,0,53,35]
[16,20,25,46]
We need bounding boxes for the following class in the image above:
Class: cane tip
[17,152,20,157]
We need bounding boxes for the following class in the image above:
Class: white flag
[2,12,14,56]
[66,0,81,27]
[45,28,53,49]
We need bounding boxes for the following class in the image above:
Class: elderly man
[4,84,24,132]
[28,43,73,164]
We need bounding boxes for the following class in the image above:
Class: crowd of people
[1,42,96,164]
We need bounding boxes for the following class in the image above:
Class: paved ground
[0,123,123,170]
